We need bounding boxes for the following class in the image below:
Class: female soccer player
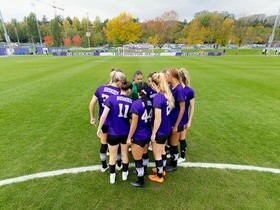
[127,82,153,187]
[178,68,195,163]
[130,70,143,101]
[89,70,125,172]
[97,80,133,184]
[147,72,157,151]
[164,68,185,172]
[148,73,174,183]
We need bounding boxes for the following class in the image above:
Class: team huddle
[89,68,195,187]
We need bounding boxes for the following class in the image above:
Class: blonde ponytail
[179,68,191,87]
[151,73,174,109]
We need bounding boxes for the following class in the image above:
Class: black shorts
[177,125,184,132]
[155,134,169,145]
[101,124,109,133]
[131,138,150,148]
[107,134,128,146]
[170,125,184,134]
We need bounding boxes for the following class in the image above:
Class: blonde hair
[166,68,180,82]
[111,71,126,84]
[179,68,191,87]
[151,73,174,109]
[108,68,123,84]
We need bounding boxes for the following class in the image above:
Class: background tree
[160,10,180,43]
[50,16,62,47]
[72,35,81,47]
[62,37,71,47]
[91,16,106,46]
[141,18,165,44]
[186,19,206,44]
[216,18,234,46]
[104,12,141,46]
[43,35,53,47]
[25,12,40,44]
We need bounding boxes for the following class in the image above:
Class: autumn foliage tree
[63,37,71,47]
[72,35,81,47]
[104,12,142,46]
[43,35,53,47]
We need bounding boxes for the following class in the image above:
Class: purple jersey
[152,92,171,136]
[147,87,157,103]
[104,94,133,136]
[169,84,185,127]
[130,99,153,140]
[181,86,195,125]
[94,85,120,119]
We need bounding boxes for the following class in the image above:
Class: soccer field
[0,55,279,209]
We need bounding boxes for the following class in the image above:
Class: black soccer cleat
[130,181,145,188]
[165,165,177,172]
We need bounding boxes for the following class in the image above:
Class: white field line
[0,162,279,187]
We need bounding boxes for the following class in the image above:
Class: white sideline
[0,162,279,187]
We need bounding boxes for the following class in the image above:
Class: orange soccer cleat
[151,167,166,176]
[148,174,164,183]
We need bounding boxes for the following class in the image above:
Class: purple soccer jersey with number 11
[104,94,133,136]
[130,99,153,140]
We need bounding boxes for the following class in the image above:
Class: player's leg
[131,142,145,187]
[99,125,109,172]
[166,126,184,172]
[120,135,129,180]
[178,129,187,163]
[107,135,119,184]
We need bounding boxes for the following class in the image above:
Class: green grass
[0,55,279,209]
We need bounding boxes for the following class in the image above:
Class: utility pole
[86,12,91,48]
[0,9,13,54]
[31,2,43,47]
[268,7,280,50]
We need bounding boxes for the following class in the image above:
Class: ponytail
[151,73,174,109]
[136,81,149,109]
[121,79,133,91]
[179,68,191,87]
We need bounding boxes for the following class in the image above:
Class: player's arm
[186,98,195,129]
[151,108,161,142]
[127,113,138,144]
[173,101,185,132]
[97,106,110,137]
[89,95,98,125]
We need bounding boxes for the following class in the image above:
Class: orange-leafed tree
[72,35,81,47]
[43,35,53,47]
[63,37,71,47]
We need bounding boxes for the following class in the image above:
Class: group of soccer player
[89,67,195,187]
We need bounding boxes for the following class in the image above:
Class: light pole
[0,9,13,54]
[31,2,43,47]
[86,12,91,48]
[267,7,280,50]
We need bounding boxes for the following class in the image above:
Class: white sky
[1,0,279,23]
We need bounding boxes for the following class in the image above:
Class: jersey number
[118,104,130,118]
[101,94,109,107]
[167,102,171,115]
[141,109,153,123]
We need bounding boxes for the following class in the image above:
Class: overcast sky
[1,0,279,22]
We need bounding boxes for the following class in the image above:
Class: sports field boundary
[1,162,279,187]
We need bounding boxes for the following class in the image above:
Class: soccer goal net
[122,43,154,56]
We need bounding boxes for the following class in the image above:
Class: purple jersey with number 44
[130,99,153,140]
[104,94,133,136]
